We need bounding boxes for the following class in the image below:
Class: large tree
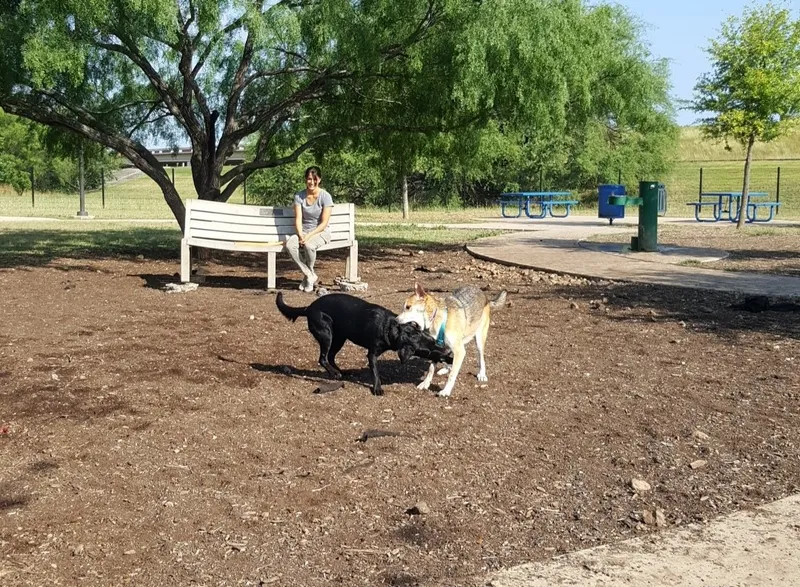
[689,2,800,228]
[0,0,485,230]
[1,1,678,227]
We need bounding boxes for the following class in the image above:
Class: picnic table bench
[180,199,358,289]
[500,192,579,219]
[686,192,780,223]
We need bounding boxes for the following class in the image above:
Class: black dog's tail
[275,292,309,322]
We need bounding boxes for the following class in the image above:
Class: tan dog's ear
[414,282,426,298]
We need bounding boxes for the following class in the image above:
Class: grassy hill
[677,125,800,162]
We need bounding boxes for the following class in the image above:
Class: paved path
[489,494,800,587]
[464,216,800,299]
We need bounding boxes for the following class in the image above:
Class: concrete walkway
[489,494,800,587]
[464,216,800,299]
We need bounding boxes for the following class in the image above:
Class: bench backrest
[184,199,355,245]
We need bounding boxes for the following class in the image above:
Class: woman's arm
[293,202,305,241]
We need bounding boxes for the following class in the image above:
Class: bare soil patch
[1,246,799,587]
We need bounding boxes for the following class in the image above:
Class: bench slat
[187,199,353,217]
[189,217,352,236]
[188,208,353,227]
[186,236,354,252]
[189,227,353,243]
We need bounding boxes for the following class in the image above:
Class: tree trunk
[736,134,756,229]
[401,174,410,220]
[77,143,87,217]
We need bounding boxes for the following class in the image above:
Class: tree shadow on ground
[538,281,800,341]
[712,248,800,277]
[0,227,181,268]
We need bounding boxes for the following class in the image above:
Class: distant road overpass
[123,147,247,168]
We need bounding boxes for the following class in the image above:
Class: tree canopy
[689,2,800,227]
[1,0,678,227]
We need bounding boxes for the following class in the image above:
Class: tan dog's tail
[489,290,507,309]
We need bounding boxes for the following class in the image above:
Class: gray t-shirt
[294,189,334,234]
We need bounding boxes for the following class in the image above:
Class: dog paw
[436,366,450,376]
[437,389,452,398]
[416,381,431,391]
[371,387,384,396]
[477,372,488,382]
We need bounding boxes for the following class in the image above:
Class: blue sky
[612,0,798,126]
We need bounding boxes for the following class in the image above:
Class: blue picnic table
[500,192,579,219]
[686,192,780,223]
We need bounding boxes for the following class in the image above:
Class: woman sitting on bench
[285,166,334,292]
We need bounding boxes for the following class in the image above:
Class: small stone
[72,544,85,556]
[569,301,579,310]
[690,459,707,470]
[406,501,429,515]
[693,430,710,441]
[642,509,667,527]
[51,373,60,381]
[123,549,136,556]
[630,478,651,492]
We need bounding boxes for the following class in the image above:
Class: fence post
[30,167,35,208]
[539,169,543,192]
[243,177,247,205]
[699,167,703,196]
[618,169,622,184]
[101,168,105,209]
[171,167,175,184]
[776,166,781,216]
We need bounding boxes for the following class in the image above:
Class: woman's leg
[285,234,315,285]
[302,233,330,286]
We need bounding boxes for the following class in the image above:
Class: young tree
[690,2,800,228]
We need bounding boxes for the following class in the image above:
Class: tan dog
[396,283,506,397]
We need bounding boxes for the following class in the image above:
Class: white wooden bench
[180,199,358,289]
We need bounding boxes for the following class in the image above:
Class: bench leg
[180,239,191,282]
[345,240,359,282]
[267,250,277,290]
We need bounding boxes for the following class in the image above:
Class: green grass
[2,126,800,220]
[0,221,182,267]
[356,223,502,247]
[0,167,246,220]
[0,220,501,267]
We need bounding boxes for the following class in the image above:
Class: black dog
[276,292,453,395]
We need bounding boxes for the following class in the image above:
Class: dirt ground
[1,242,799,587]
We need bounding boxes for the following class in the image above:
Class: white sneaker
[298,277,308,291]
[303,273,318,293]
